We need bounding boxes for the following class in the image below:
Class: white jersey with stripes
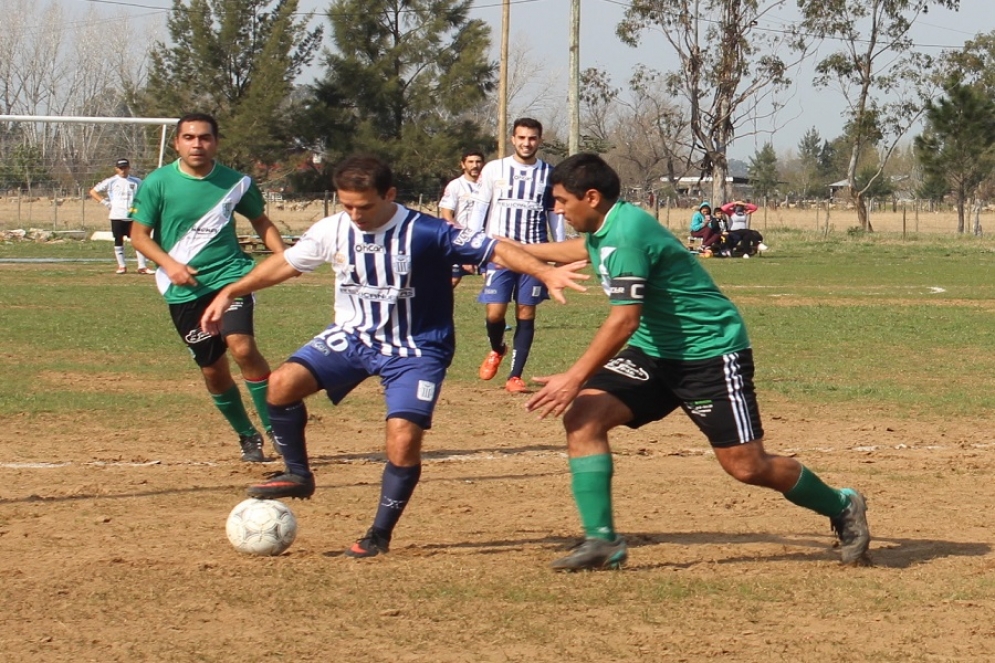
[283,204,497,359]
[467,156,564,243]
[93,174,142,219]
[438,175,479,228]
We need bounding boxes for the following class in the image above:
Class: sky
[63,0,995,159]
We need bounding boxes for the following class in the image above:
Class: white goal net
[0,115,177,231]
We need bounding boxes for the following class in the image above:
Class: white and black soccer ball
[226,498,298,556]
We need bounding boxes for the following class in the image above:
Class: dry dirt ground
[3,378,995,662]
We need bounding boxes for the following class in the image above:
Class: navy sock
[485,320,506,353]
[371,462,422,539]
[268,401,311,477]
[509,318,535,379]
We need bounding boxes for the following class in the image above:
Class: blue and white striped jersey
[467,157,565,244]
[283,205,497,359]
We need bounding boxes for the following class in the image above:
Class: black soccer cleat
[238,432,266,463]
[343,527,391,558]
[247,471,315,500]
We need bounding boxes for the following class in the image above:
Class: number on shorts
[315,328,349,352]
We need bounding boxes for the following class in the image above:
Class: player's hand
[164,262,199,287]
[199,290,234,336]
[526,373,582,419]
[102,199,111,208]
[542,260,589,304]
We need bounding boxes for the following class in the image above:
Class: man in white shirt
[438,149,484,287]
[89,158,153,274]
[466,119,565,394]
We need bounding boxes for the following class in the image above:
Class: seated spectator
[689,201,721,250]
[720,200,767,257]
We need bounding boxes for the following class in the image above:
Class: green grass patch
[3,235,995,418]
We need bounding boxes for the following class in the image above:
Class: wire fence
[0,187,989,238]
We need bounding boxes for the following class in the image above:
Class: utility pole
[568,0,580,155]
[497,0,510,158]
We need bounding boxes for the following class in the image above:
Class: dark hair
[550,153,621,202]
[461,149,485,162]
[333,154,393,196]
[512,117,543,136]
[734,204,745,214]
[176,113,219,138]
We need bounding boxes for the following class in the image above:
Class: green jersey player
[520,153,871,571]
[130,113,286,463]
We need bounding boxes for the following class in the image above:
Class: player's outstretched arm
[498,236,588,265]
[526,303,641,419]
[491,241,588,303]
[200,255,302,336]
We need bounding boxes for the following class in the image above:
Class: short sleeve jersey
[472,157,556,244]
[93,174,142,219]
[438,176,479,228]
[586,201,750,361]
[283,205,497,361]
[130,160,265,304]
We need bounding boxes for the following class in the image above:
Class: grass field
[3,231,995,662]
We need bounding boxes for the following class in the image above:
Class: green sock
[243,375,272,432]
[210,384,256,437]
[569,454,615,541]
[784,466,849,517]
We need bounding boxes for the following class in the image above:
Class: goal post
[0,115,178,230]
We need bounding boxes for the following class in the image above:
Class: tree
[0,1,157,187]
[307,0,495,198]
[794,127,823,198]
[141,0,323,175]
[617,0,803,207]
[942,30,995,94]
[915,77,995,234]
[798,0,959,231]
[748,143,779,201]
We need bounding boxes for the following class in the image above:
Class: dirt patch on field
[2,386,995,662]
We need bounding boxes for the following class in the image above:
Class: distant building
[667,175,753,200]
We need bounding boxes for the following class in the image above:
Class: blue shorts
[477,264,548,306]
[288,327,448,429]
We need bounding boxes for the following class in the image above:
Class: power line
[594,0,973,51]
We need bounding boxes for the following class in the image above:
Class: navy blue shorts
[477,264,548,306]
[288,327,448,430]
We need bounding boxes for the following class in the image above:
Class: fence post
[53,189,58,230]
[323,190,329,217]
[902,202,907,240]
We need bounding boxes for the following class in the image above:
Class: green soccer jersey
[585,201,750,360]
[131,160,265,304]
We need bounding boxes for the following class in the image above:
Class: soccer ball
[226,498,298,556]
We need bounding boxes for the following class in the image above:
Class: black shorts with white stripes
[582,346,764,448]
[169,292,256,368]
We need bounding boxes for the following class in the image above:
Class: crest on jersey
[393,254,410,274]
[221,199,234,218]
